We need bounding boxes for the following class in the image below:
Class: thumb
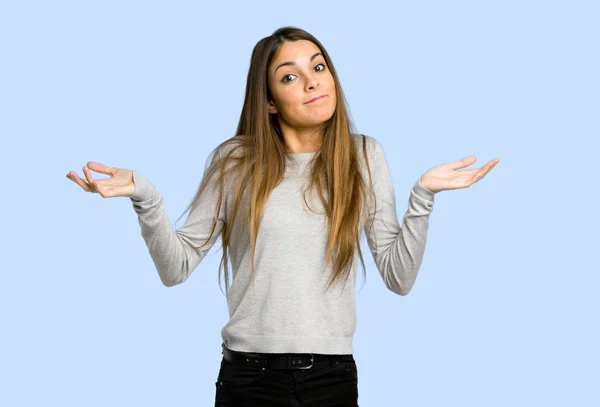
[86,161,115,175]
[451,155,477,170]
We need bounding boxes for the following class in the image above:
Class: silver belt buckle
[290,354,314,370]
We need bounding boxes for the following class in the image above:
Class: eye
[282,74,297,83]
[281,63,327,83]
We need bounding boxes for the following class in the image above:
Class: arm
[129,147,227,287]
[363,137,436,295]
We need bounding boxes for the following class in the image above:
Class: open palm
[66,162,135,198]
[420,155,499,193]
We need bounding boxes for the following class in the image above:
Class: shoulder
[204,136,248,173]
[211,136,244,159]
[351,133,386,163]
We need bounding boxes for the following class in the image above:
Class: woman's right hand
[66,162,135,198]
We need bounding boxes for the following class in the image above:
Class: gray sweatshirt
[129,134,436,354]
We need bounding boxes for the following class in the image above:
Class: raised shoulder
[203,136,246,175]
[351,133,386,167]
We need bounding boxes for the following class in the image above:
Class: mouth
[305,95,327,104]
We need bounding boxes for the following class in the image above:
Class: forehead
[272,40,321,64]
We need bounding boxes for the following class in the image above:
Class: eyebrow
[274,52,323,74]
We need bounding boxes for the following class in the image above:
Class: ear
[267,99,278,114]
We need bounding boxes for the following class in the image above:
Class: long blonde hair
[175,26,377,295]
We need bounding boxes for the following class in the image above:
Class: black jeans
[214,353,359,406]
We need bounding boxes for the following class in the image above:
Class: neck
[279,122,324,153]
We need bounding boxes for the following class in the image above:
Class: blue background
[2,0,599,405]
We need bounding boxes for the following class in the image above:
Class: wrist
[419,176,437,194]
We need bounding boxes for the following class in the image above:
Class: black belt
[221,343,354,370]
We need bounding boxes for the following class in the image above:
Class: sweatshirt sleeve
[363,136,436,295]
[129,147,227,287]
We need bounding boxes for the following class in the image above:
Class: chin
[304,115,333,128]
[287,108,335,127]
[308,107,335,124]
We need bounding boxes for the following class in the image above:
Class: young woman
[67,26,498,407]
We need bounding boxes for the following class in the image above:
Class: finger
[459,168,481,177]
[471,161,495,183]
[481,158,499,174]
[87,161,115,176]
[460,157,499,173]
[473,162,493,173]
[67,172,93,192]
[82,166,98,192]
[464,158,499,187]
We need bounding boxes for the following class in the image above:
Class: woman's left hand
[420,155,500,193]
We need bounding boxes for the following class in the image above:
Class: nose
[305,74,319,91]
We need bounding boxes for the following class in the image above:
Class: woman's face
[267,40,336,129]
